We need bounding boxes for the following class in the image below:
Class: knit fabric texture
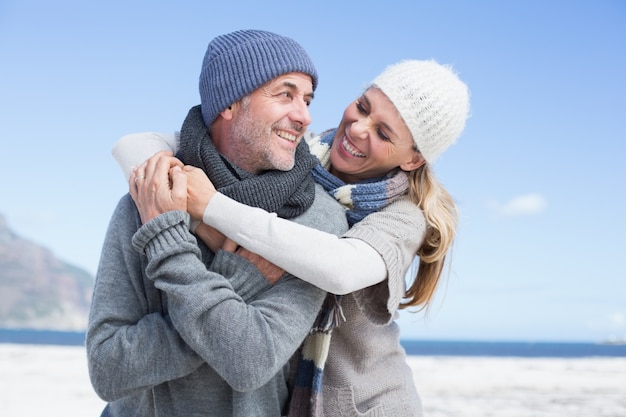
[288,294,344,417]
[177,105,318,218]
[372,59,470,163]
[308,129,410,226]
[199,29,318,126]
[287,129,412,416]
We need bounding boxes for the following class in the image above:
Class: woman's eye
[378,130,391,141]
[355,100,368,114]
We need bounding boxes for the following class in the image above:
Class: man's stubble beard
[230,105,297,173]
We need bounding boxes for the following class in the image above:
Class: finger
[155,150,173,157]
[155,151,183,170]
[129,166,137,187]
[170,166,188,208]
[130,166,147,193]
[183,165,196,173]
[150,154,183,183]
[140,153,170,194]
[141,151,169,183]
[129,167,139,201]
[169,156,184,170]
[221,238,239,253]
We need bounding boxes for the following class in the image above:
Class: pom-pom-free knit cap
[199,29,318,127]
[372,60,470,163]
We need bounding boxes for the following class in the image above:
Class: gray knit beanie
[199,29,319,127]
[372,60,470,163]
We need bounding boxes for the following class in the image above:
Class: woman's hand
[183,165,218,221]
[236,248,285,284]
[220,239,285,285]
[195,228,284,283]
[129,151,186,224]
[194,223,227,253]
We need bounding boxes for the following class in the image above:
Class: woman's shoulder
[384,194,423,213]
[361,195,425,229]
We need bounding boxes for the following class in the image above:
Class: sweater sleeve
[344,197,426,323]
[112,132,180,181]
[131,185,348,392]
[202,192,387,294]
[203,190,424,324]
[86,195,205,402]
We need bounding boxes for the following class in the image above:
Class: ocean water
[0,328,86,346]
[2,328,625,358]
[401,339,626,358]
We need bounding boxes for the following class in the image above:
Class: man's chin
[270,150,296,171]
[271,158,295,171]
[275,162,295,172]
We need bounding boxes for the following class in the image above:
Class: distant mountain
[0,214,93,331]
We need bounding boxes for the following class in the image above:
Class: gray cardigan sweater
[324,196,426,416]
[86,184,347,417]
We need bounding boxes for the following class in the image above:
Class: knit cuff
[132,210,192,257]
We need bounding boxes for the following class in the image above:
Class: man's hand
[130,151,187,224]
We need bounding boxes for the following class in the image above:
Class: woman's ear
[400,151,426,172]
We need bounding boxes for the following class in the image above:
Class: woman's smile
[339,134,366,158]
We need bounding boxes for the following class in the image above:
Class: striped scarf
[287,129,409,416]
[309,129,410,226]
[287,294,344,417]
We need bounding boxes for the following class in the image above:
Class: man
[86,30,348,417]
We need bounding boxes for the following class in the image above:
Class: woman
[116,59,470,416]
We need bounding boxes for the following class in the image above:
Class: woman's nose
[350,116,369,139]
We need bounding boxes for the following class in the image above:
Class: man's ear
[219,104,237,121]
[400,151,426,172]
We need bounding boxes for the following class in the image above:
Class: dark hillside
[0,215,93,330]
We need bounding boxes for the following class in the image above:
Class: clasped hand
[129,151,285,284]
[130,151,215,224]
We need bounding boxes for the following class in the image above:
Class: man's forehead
[265,72,313,90]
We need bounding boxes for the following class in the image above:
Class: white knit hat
[372,60,470,163]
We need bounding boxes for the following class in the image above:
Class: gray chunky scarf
[176,105,318,219]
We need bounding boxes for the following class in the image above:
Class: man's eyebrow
[281,81,314,99]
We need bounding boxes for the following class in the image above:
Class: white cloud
[584,311,626,331]
[609,312,625,327]
[487,193,547,219]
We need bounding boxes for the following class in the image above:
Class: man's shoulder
[292,184,348,235]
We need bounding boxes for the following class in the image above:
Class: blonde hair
[401,164,458,309]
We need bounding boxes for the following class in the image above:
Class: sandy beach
[0,343,624,416]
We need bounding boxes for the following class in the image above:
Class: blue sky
[1,1,625,343]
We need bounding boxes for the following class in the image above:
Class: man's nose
[290,99,312,128]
